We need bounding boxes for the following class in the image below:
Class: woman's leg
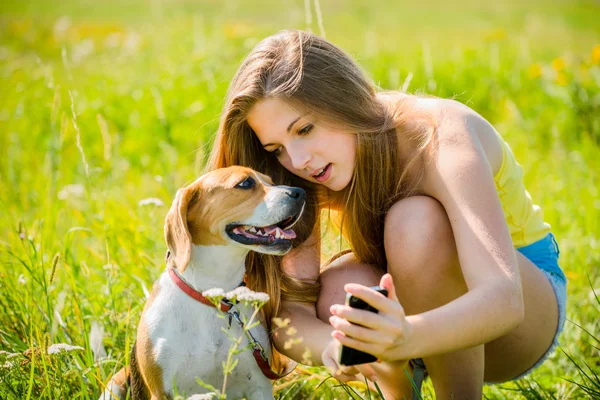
[383,196,483,398]
[318,195,560,399]
[382,196,559,398]
[317,253,417,399]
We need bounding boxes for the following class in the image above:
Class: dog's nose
[286,187,305,202]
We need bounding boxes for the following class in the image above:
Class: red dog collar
[168,268,240,312]
[167,268,289,380]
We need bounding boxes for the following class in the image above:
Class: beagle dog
[100,166,305,400]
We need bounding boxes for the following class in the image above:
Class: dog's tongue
[265,225,296,239]
[234,225,296,240]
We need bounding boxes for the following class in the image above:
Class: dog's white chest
[144,273,273,399]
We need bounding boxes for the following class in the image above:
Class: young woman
[208,30,567,398]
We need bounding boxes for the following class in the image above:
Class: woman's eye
[271,148,282,157]
[298,124,313,136]
[236,177,255,189]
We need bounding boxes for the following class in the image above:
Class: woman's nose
[288,145,311,171]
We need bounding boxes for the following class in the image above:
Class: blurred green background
[0,0,599,398]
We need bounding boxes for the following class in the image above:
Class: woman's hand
[328,273,414,363]
[321,337,380,383]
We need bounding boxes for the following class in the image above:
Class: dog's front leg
[99,367,129,400]
[245,379,275,400]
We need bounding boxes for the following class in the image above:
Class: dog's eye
[236,177,255,190]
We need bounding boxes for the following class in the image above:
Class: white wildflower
[18,274,27,285]
[0,350,20,359]
[102,263,118,273]
[72,39,94,64]
[47,343,84,355]
[58,184,85,200]
[53,16,71,37]
[131,89,143,101]
[224,287,270,304]
[202,288,225,301]
[2,361,14,369]
[138,197,164,207]
[124,32,142,52]
[186,394,217,400]
[104,33,121,48]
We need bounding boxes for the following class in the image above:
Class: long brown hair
[207,29,435,361]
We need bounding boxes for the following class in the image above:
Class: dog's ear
[164,187,198,273]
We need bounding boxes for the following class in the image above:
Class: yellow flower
[272,317,290,328]
[9,19,32,35]
[527,63,542,79]
[556,72,568,86]
[565,270,580,280]
[222,22,253,39]
[484,28,506,42]
[285,327,297,336]
[551,57,565,72]
[74,22,124,39]
[592,45,600,64]
[300,348,313,366]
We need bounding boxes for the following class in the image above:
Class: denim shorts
[503,232,568,381]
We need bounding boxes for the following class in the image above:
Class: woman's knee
[384,196,457,282]
[316,252,383,321]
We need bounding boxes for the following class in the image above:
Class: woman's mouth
[312,163,332,183]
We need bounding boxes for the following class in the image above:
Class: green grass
[0,0,599,398]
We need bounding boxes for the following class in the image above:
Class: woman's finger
[338,364,360,376]
[343,283,404,316]
[380,273,401,305]
[329,315,393,344]
[322,351,359,382]
[330,305,397,331]
[354,363,379,382]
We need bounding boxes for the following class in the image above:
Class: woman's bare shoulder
[412,97,505,180]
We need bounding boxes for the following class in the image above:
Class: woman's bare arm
[407,101,524,358]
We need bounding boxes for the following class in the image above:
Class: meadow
[0,0,599,398]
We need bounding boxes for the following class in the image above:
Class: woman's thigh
[482,251,559,382]
[317,252,384,320]
[317,252,416,398]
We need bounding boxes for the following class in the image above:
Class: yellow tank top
[494,139,551,248]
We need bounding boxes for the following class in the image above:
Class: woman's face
[247,97,356,192]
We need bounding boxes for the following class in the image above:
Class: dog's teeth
[275,230,281,239]
[248,227,257,233]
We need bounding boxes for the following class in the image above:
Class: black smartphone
[338,285,388,366]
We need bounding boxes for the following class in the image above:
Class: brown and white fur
[100,166,305,400]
